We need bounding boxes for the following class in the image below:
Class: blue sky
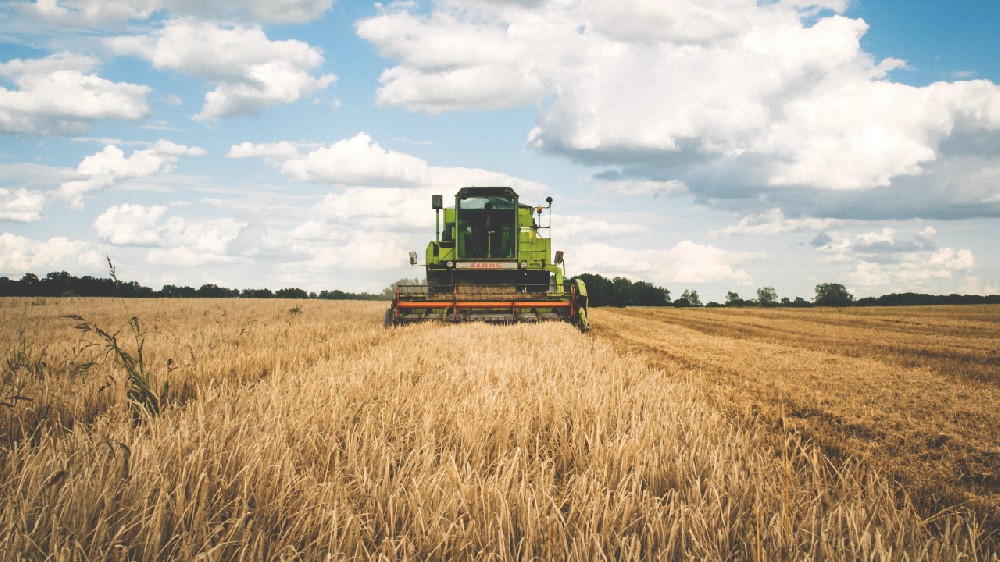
[1,0,998,302]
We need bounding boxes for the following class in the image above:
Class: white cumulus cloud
[58,140,205,206]
[555,215,648,244]
[228,141,312,163]
[28,0,332,25]
[226,132,559,279]
[108,19,336,120]
[573,241,753,285]
[94,204,245,265]
[0,52,150,135]
[0,188,47,222]
[229,132,552,201]
[357,0,1000,212]
[713,208,846,236]
[849,248,975,288]
[276,133,432,187]
[308,188,429,232]
[0,233,105,273]
[93,203,168,245]
[814,226,938,257]
[809,225,975,291]
[303,231,412,272]
[357,10,544,112]
[607,180,688,198]
[757,80,1000,189]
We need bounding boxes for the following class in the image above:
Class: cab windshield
[457,195,516,259]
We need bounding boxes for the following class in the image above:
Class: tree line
[2,270,997,307]
[575,274,998,308]
[719,282,999,307]
[0,271,384,300]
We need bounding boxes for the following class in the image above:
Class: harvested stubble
[0,298,992,560]
[594,305,999,554]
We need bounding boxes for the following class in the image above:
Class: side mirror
[432,195,443,210]
[409,251,418,265]
[545,196,553,204]
[554,250,564,264]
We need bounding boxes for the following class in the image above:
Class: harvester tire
[383,308,394,328]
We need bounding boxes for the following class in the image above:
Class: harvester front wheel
[383,308,395,328]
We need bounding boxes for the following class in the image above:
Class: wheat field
[0,298,996,560]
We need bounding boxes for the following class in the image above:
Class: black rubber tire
[383,308,394,328]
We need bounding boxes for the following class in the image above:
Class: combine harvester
[385,187,589,331]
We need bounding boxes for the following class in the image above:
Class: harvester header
[385,187,589,331]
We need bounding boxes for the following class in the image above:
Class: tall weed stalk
[63,258,168,422]
[65,314,166,421]
[1,326,35,410]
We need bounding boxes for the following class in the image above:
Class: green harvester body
[386,187,589,331]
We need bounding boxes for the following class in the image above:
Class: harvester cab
[385,187,589,331]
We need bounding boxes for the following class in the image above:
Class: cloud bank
[357,0,1000,219]
[28,0,333,25]
[59,140,205,206]
[0,188,46,222]
[108,19,336,120]
[0,52,150,134]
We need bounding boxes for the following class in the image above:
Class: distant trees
[575,273,670,307]
[0,271,385,300]
[575,277,997,308]
[162,284,198,298]
[674,289,702,307]
[0,271,156,298]
[855,293,1000,306]
[722,284,854,307]
[630,280,672,306]
[3,269,999,308]
[756,286,778,307]
[275,288,309,299]
[722,288,814,308]
[240,288,274,298]
[197,284,239,298]
[814,283,854,307]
